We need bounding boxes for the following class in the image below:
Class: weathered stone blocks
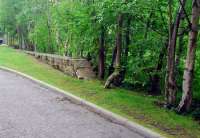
[24,51,96,80]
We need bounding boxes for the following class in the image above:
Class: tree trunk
[175,11,187,90]
[105,14,123,88]
[165,0,186,107]
[124,16,131,68]
[108,46,117,75]
[149,39,168,95]
[98,26,105,79]
[120,15,131,82]
[47,1,53,53]
[177,0,200,112]
[47,20,53,53]
[175,28,185,83]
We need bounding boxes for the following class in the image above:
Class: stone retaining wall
[24,51,96,80]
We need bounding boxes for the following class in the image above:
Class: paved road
[0,70,143,138]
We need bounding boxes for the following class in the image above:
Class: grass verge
[0,46,199,138]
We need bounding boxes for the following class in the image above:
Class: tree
[165,0,187,107]
[177,0,200,112]
[105,13,124,88]
[98,25,106,79]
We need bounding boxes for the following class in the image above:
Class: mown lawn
[0,46,199,138]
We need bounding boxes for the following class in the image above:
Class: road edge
[0,66,164,138]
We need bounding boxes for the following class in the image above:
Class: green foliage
[0,0,198,105]
[0,0,200,136]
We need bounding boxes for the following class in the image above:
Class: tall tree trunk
[105,14,123,88]
[6,32,9,45]
[149,39,168,95]
[175,11,187,90]
[56,29,60,53]
[98,26,105,79]
[124,16,131,68]
[175,28,185,83]
[165,0,186,107]
[21,34,26,50]
[47,0,53,53]
[177,0,200,112]
[47,21,52,53]
[108,46,117,75]
[121,15,131,81]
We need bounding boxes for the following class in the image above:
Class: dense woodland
[0,0,200,115]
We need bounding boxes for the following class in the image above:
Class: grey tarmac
[0,70,144,138]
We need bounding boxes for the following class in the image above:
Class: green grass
[0,46,199,138]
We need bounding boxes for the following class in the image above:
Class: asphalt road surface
[0,70,144,138]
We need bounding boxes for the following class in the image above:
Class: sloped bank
[24,51,96,80]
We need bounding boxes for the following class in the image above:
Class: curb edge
[0,66,164,138]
